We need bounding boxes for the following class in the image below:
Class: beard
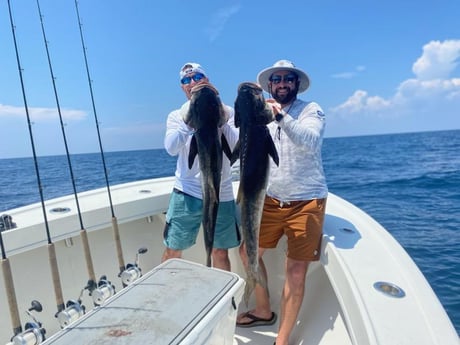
[271,84,298,105]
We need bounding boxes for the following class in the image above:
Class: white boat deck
[1,177,458,344]
[234,261,352,345]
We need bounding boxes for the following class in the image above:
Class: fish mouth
[238,82,262,93]
[191,82,219,95]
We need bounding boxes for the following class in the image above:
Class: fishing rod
[34,0,102,310]
[5,0,58,340]
[1,235,45,344]
[32,1,121,326]
[0,230,21,337]
[31,0,83,319]
[74,0,128,283]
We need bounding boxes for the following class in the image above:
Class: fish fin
[230,140,240,166]
[188,135,198,169]
[266,135,279,166]
[221,134,233,161]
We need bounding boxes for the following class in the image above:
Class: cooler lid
[43,259,241,344]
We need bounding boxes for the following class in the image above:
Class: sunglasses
[270,74,298,84]
[181,73,205,85]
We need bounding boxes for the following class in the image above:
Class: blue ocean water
[1,129,459,333]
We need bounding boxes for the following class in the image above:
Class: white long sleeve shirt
[164,101,238,202]
[267,99,328,202]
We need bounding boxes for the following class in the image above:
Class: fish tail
[257,268,268,294]
[243,276,256,307]
[204,219,214,268]
[243,267,268,306]
[206,251,212,267]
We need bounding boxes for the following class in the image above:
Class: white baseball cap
[179,62,207,80]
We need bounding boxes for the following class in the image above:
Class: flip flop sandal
[236,311,277,328]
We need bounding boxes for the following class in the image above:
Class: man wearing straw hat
[237,60,328,345]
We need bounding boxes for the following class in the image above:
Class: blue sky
[1,0,459,158]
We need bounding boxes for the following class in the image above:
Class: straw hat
[257,60,310,93]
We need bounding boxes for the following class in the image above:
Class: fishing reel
[11,300,46,345]
[91,275,115,306]
[56,298,86,329]
[56,278,98,328]
[120,247,148,286]
[0,214,16,231]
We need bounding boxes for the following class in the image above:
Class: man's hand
[266,98,282,116]
[266,99,285,124]
[180,100,192,126]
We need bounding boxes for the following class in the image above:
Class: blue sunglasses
[181,73,205,85]
[270,74,298,84]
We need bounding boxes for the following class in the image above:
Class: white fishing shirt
[164,101,238,202]
[267,99,328,202]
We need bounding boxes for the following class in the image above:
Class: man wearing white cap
[162,63,240,270]
[236,60,328,345]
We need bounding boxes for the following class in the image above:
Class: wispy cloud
[0,104,87,121]
[332,65,366,79]
[204,4,241,42]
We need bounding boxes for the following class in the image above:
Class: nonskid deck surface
[233,260,352,345]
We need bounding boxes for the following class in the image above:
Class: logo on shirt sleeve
[317,110,325,117]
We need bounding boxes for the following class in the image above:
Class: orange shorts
[259,196,327,261]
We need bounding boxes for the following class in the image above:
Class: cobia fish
[184,83,232,267]
[231,82,279,305]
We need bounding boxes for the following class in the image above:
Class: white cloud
[412,40,460,80]
[0,104,87,121]
[205,4,240,42]
[330,40,460,133]
[395,78,460,102]
[332,90,390,115]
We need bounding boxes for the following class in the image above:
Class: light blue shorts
[163,189,241,251]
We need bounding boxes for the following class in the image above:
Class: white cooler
[42,259,245,345]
